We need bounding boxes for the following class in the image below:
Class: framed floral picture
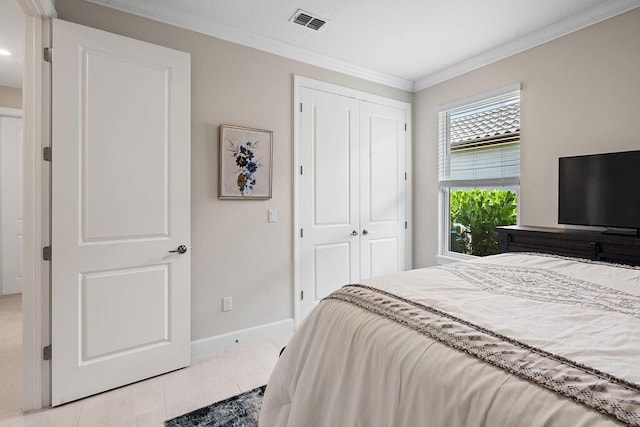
[219,124,273,199]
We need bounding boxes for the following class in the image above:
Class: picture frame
[218,124,273,199]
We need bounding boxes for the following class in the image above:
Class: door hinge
[300,228,304,238]
[404,123,407,131]
[404,172,407,181]
[300,103,303,113]
[301,290,304,300]
[44,47,52,63]
[43,147,52,162]
[43,345,51,360]
[42,246,51,261]
[300,165,303,175]
[405,221,408,229]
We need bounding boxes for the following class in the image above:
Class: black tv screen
[558,150,640,230]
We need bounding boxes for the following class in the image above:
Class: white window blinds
[439,90,520,187]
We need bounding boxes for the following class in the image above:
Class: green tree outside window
[450,189,518,256]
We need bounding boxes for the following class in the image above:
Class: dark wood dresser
[497,225,640,266]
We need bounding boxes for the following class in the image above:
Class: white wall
[54,0,413,342]
[413,8,640,268]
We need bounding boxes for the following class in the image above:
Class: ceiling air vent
[291,9,327,31]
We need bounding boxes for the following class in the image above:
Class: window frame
[437,84,521,263]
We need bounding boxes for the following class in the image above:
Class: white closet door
[51,19,191,405]
[299,88,360,319]
[0,115,24,295]
[359,102,407,280]
[297,80,410,323]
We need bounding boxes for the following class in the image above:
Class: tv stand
[602,228,640,236]
[497,225,640,266]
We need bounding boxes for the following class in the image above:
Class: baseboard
[190,318,295,359]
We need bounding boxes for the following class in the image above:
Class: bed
[259,229,640,427]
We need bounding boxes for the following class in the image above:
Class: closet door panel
[299,88,360,318]
[360,102,407,280]
[313,104,352,226]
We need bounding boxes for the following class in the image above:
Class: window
[438,85,520,258]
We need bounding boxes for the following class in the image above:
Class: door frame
[16,0,56,411]
[292,75,412,328]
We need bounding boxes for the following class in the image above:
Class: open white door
[51,19,191,405]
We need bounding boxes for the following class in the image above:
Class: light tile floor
[0,295,22,419]
[0,294,290,427]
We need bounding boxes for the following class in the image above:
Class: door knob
[362,229,369,235]
[169,245,188,254]
[350,230,359,236]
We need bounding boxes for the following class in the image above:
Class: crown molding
[84,0,415,92]
[414,0,640,91]
[17,0,56,18]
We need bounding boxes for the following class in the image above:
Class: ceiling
[88,0,640,91]
[2,1,639,91]
[0,0,24,88]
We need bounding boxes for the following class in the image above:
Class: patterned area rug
[165,385,266,427]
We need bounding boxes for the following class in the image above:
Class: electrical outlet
[222,297,232,312]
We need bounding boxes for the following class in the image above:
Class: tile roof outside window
[450,102,520,146]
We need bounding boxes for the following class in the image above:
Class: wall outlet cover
[222,296,232,312]
[268,209,278,223]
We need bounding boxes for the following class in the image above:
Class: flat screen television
[558,150,640,232]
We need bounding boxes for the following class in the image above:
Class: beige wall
[0,86,22,109]
[413,8,640,268]
[54,0,412,340]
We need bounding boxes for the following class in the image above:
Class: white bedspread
[259,253,640,427]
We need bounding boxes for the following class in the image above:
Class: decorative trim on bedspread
[325,285,640,426]
[441,262,640,318]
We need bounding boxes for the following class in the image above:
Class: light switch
[268,209,278,223]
